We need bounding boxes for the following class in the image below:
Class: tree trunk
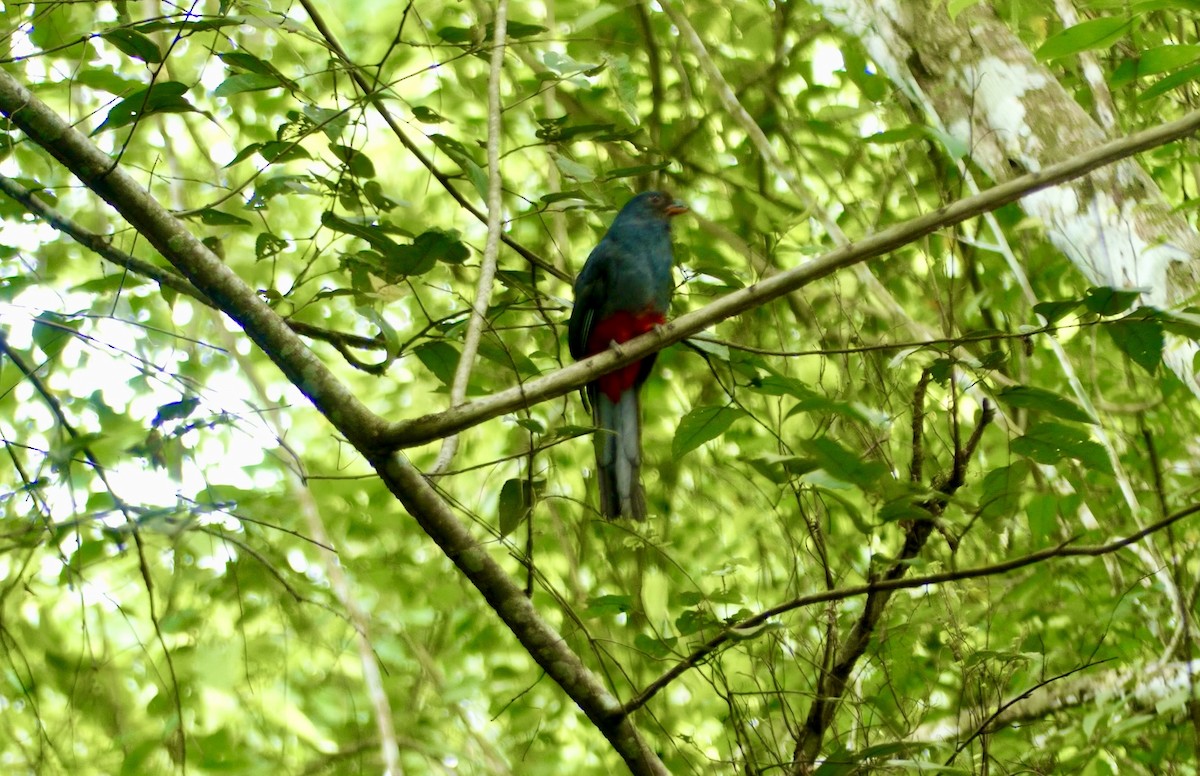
[816,0,1200,395]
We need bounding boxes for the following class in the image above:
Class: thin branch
[662,0,847,243]
[211,319,402,775]
[945,659,1110,764]
[0,327,186,768]
[429,0,509,475]
[378,108,1200,449]
[910,369,932,484]
[0,64,669,776]
[623,498,1200,716]
[0,173,387,358]
[297,0,568,283]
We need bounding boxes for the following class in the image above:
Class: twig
[623,498,1200,716]
[0,327,186,770]
[297,0,567,283]
[945,659,1110,765]
[0,62,669,776]
[429,0,509,476]
[214,317,402,776]
[0,174,387,360]
[377,108,1200,448]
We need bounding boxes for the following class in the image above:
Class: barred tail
[593,387,647,520]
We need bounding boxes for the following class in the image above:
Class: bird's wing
[567,242,613,360]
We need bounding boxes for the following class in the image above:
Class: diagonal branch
[622,498,1200,717]
[0,68,668,776]
[790,400,995,772]
[297,0,568,284]
[0,173,386,358]
[378,108,1200,449]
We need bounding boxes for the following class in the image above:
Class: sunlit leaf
[1036,17,1132,61]
[672,406,748,459]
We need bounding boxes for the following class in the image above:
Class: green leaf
[878,493,937,523]
[925,125,969,160]
[553,155,596,183]
[337,224,469,280]
[91,82,195,135]
[633,633,677,658]
[996,386,1094,424]
[1082,286,1142,316]
[224,142,263,167]
[218,51,294,88]
[543,51,599,75]
[303,104,350,142]
[540,190,589,205]
[478,334,541,378]
[159,608,202,634]
[71,67,138,96]
[258,141,311,163]
[744,453,819,484]
[672,406,748,459]
[411,106,444,123]
[1139,62,1200,101]
[255,232,288,260]
[414,341,459,386]
[1032,298,1081,323]
[33,311,81,359]
[152,397,200,427]
[748,374,817,399]
[132,17,242,34]
[322,213,404,258]
[330,144,376,178]
[1107,316,1163,374]
[409,229,470,265]
[947,0,984,21]
[1011,422,1112,473]
[536,121,620,143]
[582,594,632,617]
[363,181,400,211]
[1024,493,1063,545]
[842,46,887,102]
[609,54,640,123]
[430,134,487,198]
[1036,17,1133,61]
[1136,44,1200,77]
[603,163,670,181]
[436,26,477,44]
[498,478,532,537]
[189,208,251,226]
[213,72,282,97]
[356,306,400,361]
[864,125,926,145]
[1155,309,1200,340]
[979,461,1031,522]
[250,174,314,204]
[505,20,547,38]
[100,29,162,63]
[800,437,888,486]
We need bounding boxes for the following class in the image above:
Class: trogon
[568,191,688,519]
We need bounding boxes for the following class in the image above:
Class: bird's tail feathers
[594,389,646,520]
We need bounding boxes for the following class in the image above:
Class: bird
[568,190,688,519]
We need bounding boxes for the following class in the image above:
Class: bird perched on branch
[568,191,688,519]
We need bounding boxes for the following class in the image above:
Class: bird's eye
[650,194,663,204]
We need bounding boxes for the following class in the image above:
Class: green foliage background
[2,0,1200,773]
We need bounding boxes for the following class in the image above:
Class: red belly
[586,310,665,403]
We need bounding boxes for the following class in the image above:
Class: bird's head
[615,191,689,226]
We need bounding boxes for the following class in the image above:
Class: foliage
[1,0,1199,774]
